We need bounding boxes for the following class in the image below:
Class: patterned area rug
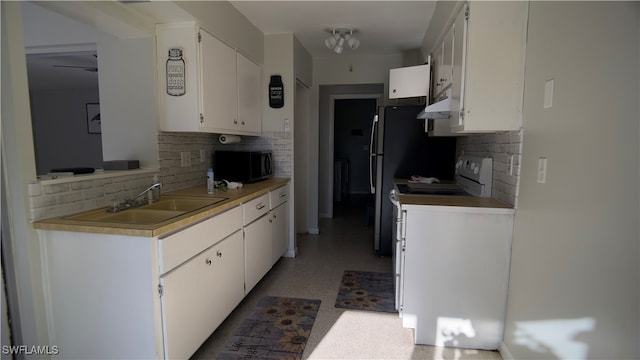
[217,296,321,360]
[335,270,397,313]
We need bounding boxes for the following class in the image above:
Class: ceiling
[26,51,99,90]
[229,1,437,57]
[23,1,438,90]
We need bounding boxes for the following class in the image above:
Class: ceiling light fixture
[325,25,360,54]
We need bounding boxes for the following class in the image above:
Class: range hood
[417,89,452,119]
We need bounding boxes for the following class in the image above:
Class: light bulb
[348,37,360,50]
[325,36,337,49]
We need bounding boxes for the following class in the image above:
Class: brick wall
[28,131,291,220]
[28,171,158,220]
[456,130,523,207]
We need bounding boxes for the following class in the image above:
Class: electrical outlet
[544,79,554,108]
[181,151,191,167]
[537,157,547,183]
[508,155,514,176]
[200,149,205,163]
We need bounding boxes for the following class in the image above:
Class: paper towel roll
[218,134,241,144]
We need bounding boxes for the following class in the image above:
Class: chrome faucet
[136,182,162,204]
[107,182,162,213]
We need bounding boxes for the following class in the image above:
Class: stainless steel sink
[64,208,185,225]
[140,197,227,212]
[62,197,228,225]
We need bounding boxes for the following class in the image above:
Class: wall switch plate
[200,149,205,163]
[508,155,514,176]
[544,79,554,108]
[181,151,191,167]
[537,157,547,183]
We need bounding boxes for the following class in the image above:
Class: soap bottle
[207,168,214,194]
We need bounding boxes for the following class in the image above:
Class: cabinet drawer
[159,206,242,274]
[270,185,289,209]
[243,193,270,225]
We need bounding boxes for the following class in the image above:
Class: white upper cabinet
[432,26,454,100]
[427,2,528,135]
[157,23,261,135]
[199,29,238,132]
[236,52,262,135]
[389,64,430,99]
[455,2,528,133]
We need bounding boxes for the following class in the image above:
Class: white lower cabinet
[244,213,273,293]
[37,185,291,360]
[160,230,244,360]
[269,185,289,265]
[400,204,514,349]
[270,203,288,265]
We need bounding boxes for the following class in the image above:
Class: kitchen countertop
[33,177,290,237]
[394,179,512,209]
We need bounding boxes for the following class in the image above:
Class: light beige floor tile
[192,197,502,360]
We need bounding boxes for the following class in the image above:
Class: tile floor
[192,196,502,360]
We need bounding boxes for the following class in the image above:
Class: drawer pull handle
[205,258,212,266]
[279,193,286,198]
[216,251,222,258]
[256,202,265,210]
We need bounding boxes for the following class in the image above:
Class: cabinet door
[157,23,200,132]
[237,53,262,135]
[450,4,467,128]
[160,230,244,360]
[244,214,272,293]
[271,202,288,265]
[440,26,454,92]
[431,42,443,98]
[389,65,429,99]
[199,29,238,132]
[452,2,527,132]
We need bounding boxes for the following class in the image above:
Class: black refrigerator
[370,106,456,256]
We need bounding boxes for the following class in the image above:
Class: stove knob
[473,167,479,174]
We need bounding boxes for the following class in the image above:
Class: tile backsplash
[456,130,523,208]
[28,171,158,220]
[29,131,291,220]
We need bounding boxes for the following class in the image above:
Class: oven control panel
[455,156,492,183]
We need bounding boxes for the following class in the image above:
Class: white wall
[1,1,49,348]
[30,88,102,174]
[98,35,158,168]
[312,54,404,218]
[263,34,295,132]
[21,1,103,49]
[175,1,263,64]
[502,2,639,359]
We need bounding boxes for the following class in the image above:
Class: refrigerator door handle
[369,115,378,194]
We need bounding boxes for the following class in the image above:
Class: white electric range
[394,155,493,198]
[390,156,515,350]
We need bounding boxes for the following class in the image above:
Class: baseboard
[308,228,319,235]
[284,245,297,258]
[499,342,514,360]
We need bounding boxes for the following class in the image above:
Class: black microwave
[214,150,273,183]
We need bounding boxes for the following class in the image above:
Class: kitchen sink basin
[140,197,227,212]
[62,197,228,225]
[64,209,185,225]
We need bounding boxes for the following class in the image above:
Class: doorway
[332,98,378,223]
